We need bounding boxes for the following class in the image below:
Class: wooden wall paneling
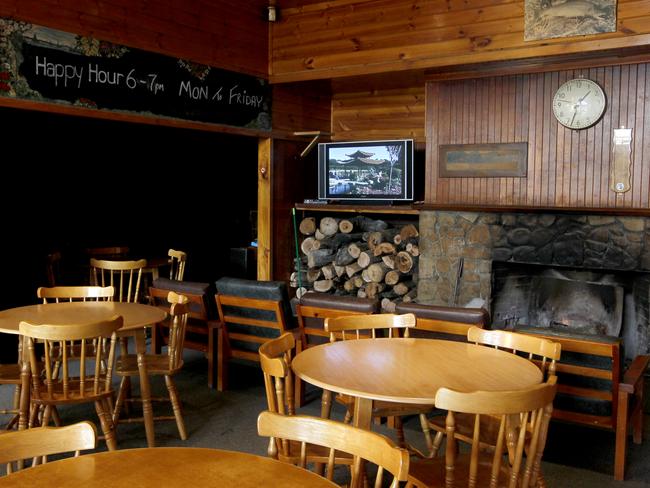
[270,0,650,83]
[634,65,650,207]
[330,86,425,142]
[271,139,315,283]
[608,66,620,207]
[633,64,646,208]
[272,81,331,135]
[1,0,269,77]
[258,138,272,280]
[426,62,650,210]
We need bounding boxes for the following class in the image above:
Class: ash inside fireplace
[527,272,623,336]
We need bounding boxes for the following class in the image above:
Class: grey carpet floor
[3,348,650,486]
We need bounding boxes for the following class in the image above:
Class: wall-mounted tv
[318,139,414,202]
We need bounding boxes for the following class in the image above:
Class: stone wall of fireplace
[418,210,650,355]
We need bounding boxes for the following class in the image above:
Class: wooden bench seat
[516,326,649,480]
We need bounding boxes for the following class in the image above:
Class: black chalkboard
[16,38,271,130]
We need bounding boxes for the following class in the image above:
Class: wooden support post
[258,138,272,280]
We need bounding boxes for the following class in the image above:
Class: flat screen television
[317,139,414,202]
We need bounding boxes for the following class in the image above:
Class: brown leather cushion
[299,292,379,314]
[396,303,490,326]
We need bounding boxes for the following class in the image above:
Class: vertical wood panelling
[427,63,650,210]
[258,138,272,280]
[0,0,268,77]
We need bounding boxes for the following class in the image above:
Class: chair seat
[0,364,22,384]
[116,354,183,375]
[428,412,508,449]
[31,379,113,405]
[335,393,432,417]
[279,440,354,465]
[409,454,513,488]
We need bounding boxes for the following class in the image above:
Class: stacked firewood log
[290,215,419,312]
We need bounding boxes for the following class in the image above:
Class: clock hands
[578,90,591,104]
[569,90,591,127]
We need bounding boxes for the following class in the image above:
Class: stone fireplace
[417,211,650,358]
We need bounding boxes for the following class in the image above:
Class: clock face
[552,78,606,130]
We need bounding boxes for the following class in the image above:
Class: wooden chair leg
[41,405,52,427]
[112,376,129,424]
[321,389,333,419]
[151,323,162,355]
[294,337,305,408]
[50,406,62,426]
[137,354,156,448]
[95,399,117,451]
[632,379,645,445]
[165,375,187,440]
[614,389,629,481]
[217,327,228,392]
[419,413,434,458]
[208,322,218,389]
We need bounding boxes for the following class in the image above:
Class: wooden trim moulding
[415,204,650,217]
[0,96,272,139]
[295,203,420,215]
[297,203,650,216]
[425,46,650,82]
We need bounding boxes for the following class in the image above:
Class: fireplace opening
[491,262,650,360]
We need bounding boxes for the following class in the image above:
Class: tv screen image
[318,139,413,202]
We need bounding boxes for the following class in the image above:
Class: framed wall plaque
[439,143,528,177]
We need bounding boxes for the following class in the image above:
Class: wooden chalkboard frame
[439,142,528,177]
[0,19,271,131]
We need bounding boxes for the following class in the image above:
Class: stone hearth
[417,211,650,356]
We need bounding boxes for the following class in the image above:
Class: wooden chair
[259,332,353,470]
[0,336,25,431]
[19,317,121,450]
[0,421,97,474]
[323,313,432,453]
[406,380,558,488]
[45,251,62,287]
[37,285,116,383]
[296,293,379,406]
[424,327,561,479]
[395,303,489,341]
[258,410,410,488]
[149,280,220,388]
[90,258,147,303]
[297,293,379,349]
[214,277,294,392]
[516,326,649,480]
[168,249,187,281]
[37,285,115,303]
[86,246,130,260]
[112,291,190,447]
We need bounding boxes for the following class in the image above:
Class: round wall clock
[552,78,606,130]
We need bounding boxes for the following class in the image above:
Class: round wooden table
[292,338,543,428]
[0,447,338,487]
[0,302,166,335]
[0,302,166,438]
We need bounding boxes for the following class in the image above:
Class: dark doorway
[0,106,258,310]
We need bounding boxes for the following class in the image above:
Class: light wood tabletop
[0,447,338,487]
[291,338,543,429]
[0,301,166,439]
[0,302,166,335]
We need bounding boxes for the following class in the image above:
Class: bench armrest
[620,355,650,394]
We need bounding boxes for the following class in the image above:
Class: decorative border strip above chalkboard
[0,19,271,130]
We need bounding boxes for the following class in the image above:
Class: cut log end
[299,217,316,236]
